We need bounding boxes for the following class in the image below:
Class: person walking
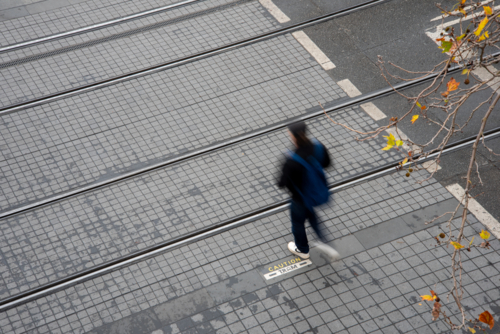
[277,121,339,260]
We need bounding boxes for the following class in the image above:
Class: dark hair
[288,121,312,147]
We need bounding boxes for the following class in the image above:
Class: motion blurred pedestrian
[277,121,339,260]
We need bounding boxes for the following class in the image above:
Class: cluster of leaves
[421,289,495,332]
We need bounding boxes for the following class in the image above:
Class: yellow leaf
[416,101,422,108]
[450,241,464,249]
[447,78,460,92]
[411,115,419,124]
[468,327,476,333]
[478,31,489,41]
[469,236,474,246]
[381,145,393,151]
[484,5,492,15]
[396,140,404,147]
[421,295,434,301]
[402,157,408,165]
[480,229,490,240]
[384,133,396,146]
[459,7,467,16]
[475,17,489,36]
[462,69,470,75]
[457,33,466,41]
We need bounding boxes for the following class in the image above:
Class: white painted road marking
[292,31,336,71]
[422,160,442,173]
[446,183,500,239]
[470,66,500,92]
[264,259,313,280]
[337,79,361,97]
[360,102,386,120]
[259,0,290,23]
[335,79,413,150]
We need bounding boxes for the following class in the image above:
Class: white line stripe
[421,160,442,173]
[430,1,495,21]
[259,0,290,23]
[470,66,500,92]
[336,79,361,97]
[360,102,386,120]
[446,183,500,239]
[292,31,336,70]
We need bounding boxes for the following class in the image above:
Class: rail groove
[0,0,391,115]
[1,127,499,312]
[0,0,203,53]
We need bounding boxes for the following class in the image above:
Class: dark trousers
[290,200,324,253]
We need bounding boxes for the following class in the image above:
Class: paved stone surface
[1,0,499,333]
[1,168,489,334]
[0,32,346,213]
[0,108,400,300]
[0,0,189,44]
[0,0,283,107]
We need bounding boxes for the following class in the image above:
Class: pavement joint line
[292,31,336,70]
[0,0,203,53]
[259,0,290,23]
[446,183,500,239]
[0,0,393,115]
[2,131,499,311]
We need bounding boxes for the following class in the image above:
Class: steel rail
[0,0,202,53]
[0,66,457,221]
[1,127,499,312]
[0,0,392,115]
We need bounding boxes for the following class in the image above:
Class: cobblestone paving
[0,0,281,107]
[0,108,397,300]
[0,0,189,46]
[152,219,499,334]
[0,33,345,212]
[1,170,496,334]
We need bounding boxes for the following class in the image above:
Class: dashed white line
[422,160,442,173]
[259,0,290,23]
[336,79,361,97]
[360,102,386,120]
[470,66,500,92]
[446,183,500,239]
[292,31,336,71]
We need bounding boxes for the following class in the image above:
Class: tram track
[0,0,392,115]
[1,124,499,312]
[2,0,500,315]
[0,0,204,53]
[0,65,462,221]
[0,0,254,70]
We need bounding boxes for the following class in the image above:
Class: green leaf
[457,33,466,41]
[439,40,453,53]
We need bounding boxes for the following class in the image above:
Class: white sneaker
[311,241,341,262]
[288,241,310,259]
